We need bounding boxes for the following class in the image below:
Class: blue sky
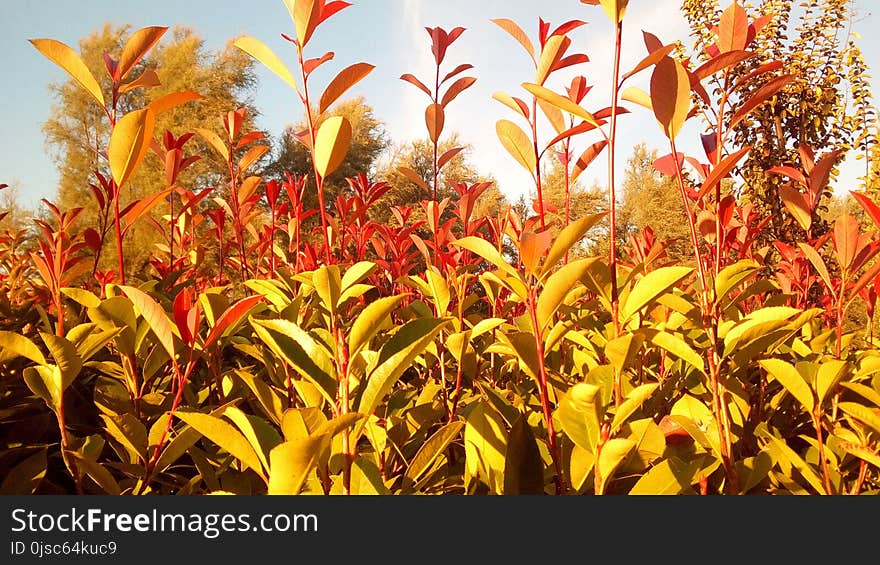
[2,0,879,210]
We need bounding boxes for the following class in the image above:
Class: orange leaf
[147,90,202,116]
[30,39,105,108]
[491,18,536,63]
[425,104,445,143]
[117,26,168,81]
[238,176,263,205]
[118,68,161,94]
[834,214,860,273]
[717,2,749,53]
[195,128,230,162]
[108,108,156,188]
[313,116,352,178]
[650,57,690,140]
[779,185,812,231]
[397,166,430,193]
[239,145,269,174]
[319,62,375,114]
[571,140,608,185]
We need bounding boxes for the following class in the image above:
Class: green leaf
[222,406,283,475]
[815,360,847,405]
[313,265,342,316]
[596,438,635,494]
[629,457,695,495]
[40,333,82,390]
[557,383,603,454]
[643,329,706,375]
[23,365,62,413]
[0,331,46,365]
[503,414,544,495]
[736,450,773,493]
[119,285,177,360]
[350,456,391,495]
[454,237,519,279]
[759,359,815,413]
[536,258,598,331]
[268,434,329,495]
[251,319,337,405]
[464,402,507,494]
[73,453,121,495]
[621,266,692,323]
[233,369,286,425]
[356,318,448,423]
[60,287,101,309]
[838,402,880,434]
[542,214,605,276]
[839,442,880,468]
[405,421,464,484]
[349,295,406,358]
[101,413,148,463]
[341,261,378,291]
[0,449,47,494]
[611,384,659,433]
[714,260,760,305]
[839,382,880,409]
[759,427,826,494]
[175,410,266,480]
[604,333,644,377]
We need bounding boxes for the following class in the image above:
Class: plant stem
[608,20,624,404]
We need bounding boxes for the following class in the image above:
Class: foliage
[2,0,879,496]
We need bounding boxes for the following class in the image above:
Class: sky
[1,0,879,211]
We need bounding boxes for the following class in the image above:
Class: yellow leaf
[108,108,155,187]
[30,38,105,108]
[522,83,602,128]
[496,119,536,176]
[313,116,352,178]
[233,36,299,92]
[286,0,321,48]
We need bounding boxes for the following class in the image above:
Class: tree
[376,133,505,225]
[42,24,258,278]
[264,96,389,206]
[681,0,876,243]
[618,144,692,261]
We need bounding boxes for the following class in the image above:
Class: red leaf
[697,146,751,200]
[693,50,754,80]
[851,191,880,231]
[440,76,476,108]
[203,295,264,351]
[766,166,807,188]
[319,1,351,24]
[400,73,433,99]
[442,63,474,85]
[653,152,685,177]
[729,75,794,130]
[438,147,464,170]
[303,51,335,75]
